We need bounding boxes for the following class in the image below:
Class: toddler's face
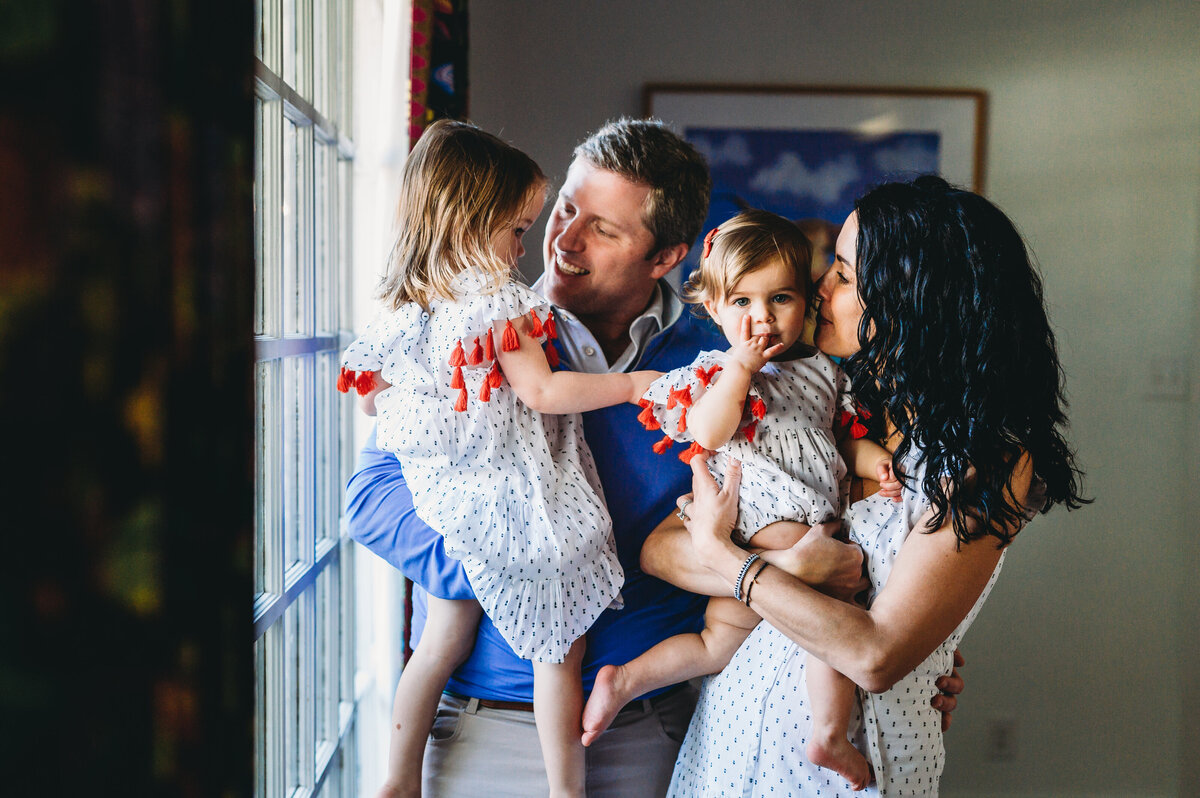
[705,258,808,357]
[491,189,546,268]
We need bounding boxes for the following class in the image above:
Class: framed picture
[645,84,987,277]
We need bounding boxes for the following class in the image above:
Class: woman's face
[813,212,866,359]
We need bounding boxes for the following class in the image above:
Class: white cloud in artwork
[749,151,860,205]
[871,139,939,175]
[689,133,754,167]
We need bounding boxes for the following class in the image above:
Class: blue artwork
[686,126,940,253]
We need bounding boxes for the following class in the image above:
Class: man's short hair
[574,118,712,257]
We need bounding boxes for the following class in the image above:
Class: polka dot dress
[642,347,857,539]
[341,270,622,664]
[668,448,1007,797]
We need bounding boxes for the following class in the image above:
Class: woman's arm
[640,459,869,600]
[495,316,658,413]
[684,453,1032,693]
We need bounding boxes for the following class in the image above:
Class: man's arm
[344,427,474,600]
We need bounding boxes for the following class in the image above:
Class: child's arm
[840,437,902,500]
[357,376,392,417]
[687,316,785,450]
[495,316,659,414]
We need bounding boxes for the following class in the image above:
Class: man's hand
[758,521,867,602]
[933,649,966,731]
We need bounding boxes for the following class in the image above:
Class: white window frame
[254,0,361,795]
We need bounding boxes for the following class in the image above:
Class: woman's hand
[758,522,868,602]
[677,454,745,569]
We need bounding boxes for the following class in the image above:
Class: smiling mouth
[555,254,589,276]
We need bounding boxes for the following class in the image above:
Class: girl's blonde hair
[682,209,814,310]
[378,119,546,310]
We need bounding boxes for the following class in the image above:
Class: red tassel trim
[485,328,496,361]
[850,420,869,439]
[857,405,872,419]
[450,366,464,390]
[741,419,758,444]
[454,388,468,412]
[478,378,491,402]
[336,367,355,393]
[528,309,544,338]
[468,337,483,366]
[679,442,707,464]
[838,409,853,428]
[676,386,693,408]
[749,397,766,420]
[355,370,376,397]
[652,435,673,455]
[449,339,466,367]
[488,361,503,388]
[694,364,721,387]
[544,311,557,340]
[677,408,688,433]
[501,320,520,352]
[544,342,560,367]
[637,403,661,430]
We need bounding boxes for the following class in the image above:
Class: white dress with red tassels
[639,347,857,542]
[339,271,622,664]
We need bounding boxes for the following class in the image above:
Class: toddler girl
[338,120,658,798]
[580,209,898,790]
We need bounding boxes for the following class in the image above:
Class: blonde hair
[682,209,814,311]
[378,119,546,310]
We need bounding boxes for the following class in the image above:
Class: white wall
[468,1,1200,795]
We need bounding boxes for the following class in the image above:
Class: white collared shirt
[530,278,685,374]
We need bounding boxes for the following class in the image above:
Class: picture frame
[645,84,988,275]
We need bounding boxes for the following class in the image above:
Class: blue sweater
[344,309,726,701]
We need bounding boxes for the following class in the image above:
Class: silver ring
[676,498,694,522]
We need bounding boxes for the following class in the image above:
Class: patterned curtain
[404,0,469,660]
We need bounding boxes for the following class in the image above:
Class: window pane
[286,590,315,795]
[255,360,282,597]
[315,564,339,759]
[256,97,282,337]
[316,352,339,545]
[337,156,352,335]
[313,0,330,115]
[315,140,335,336]
[255,634,266,798]
[283,118,314,336]
[283,354,315,577]
[257,0,281,71]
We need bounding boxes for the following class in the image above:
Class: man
[345,119,952,796]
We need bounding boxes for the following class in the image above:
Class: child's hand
[876,457,902,501]
[628,370,662,404]
[727,315,786,374]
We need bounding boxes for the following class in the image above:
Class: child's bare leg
[532,638,587,798]
[805,645,871,789]
[581,596,758,746]
[378,597,481,798]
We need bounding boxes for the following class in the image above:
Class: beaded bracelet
[733,553,761,603]
[742,560,770,606]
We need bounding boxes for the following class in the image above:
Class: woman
[643,176,1087,796]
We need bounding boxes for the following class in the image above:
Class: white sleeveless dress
[668,449,1009,797]
[340,270,623,663]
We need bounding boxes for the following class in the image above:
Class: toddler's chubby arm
[495,315,658,413]
[840,437,902,501]
[688,316,785,450]
[358,377,392,417]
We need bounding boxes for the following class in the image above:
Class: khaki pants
[423,686,698,797]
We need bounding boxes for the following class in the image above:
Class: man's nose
[555,217,583,252]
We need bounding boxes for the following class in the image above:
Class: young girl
[580,209,898,790]
[338,120,658,798]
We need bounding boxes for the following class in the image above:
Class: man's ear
[648,242,689,280]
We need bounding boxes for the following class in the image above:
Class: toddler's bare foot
[375,779,420,798]
[581,664,633,746]
[807,733,871,791]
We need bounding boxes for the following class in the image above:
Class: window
[254,0,358,795]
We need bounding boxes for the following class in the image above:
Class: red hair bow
[702,227,719,259]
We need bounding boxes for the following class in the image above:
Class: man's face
[541,159,668,321]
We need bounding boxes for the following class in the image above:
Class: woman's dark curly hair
[846,175,1088,548]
